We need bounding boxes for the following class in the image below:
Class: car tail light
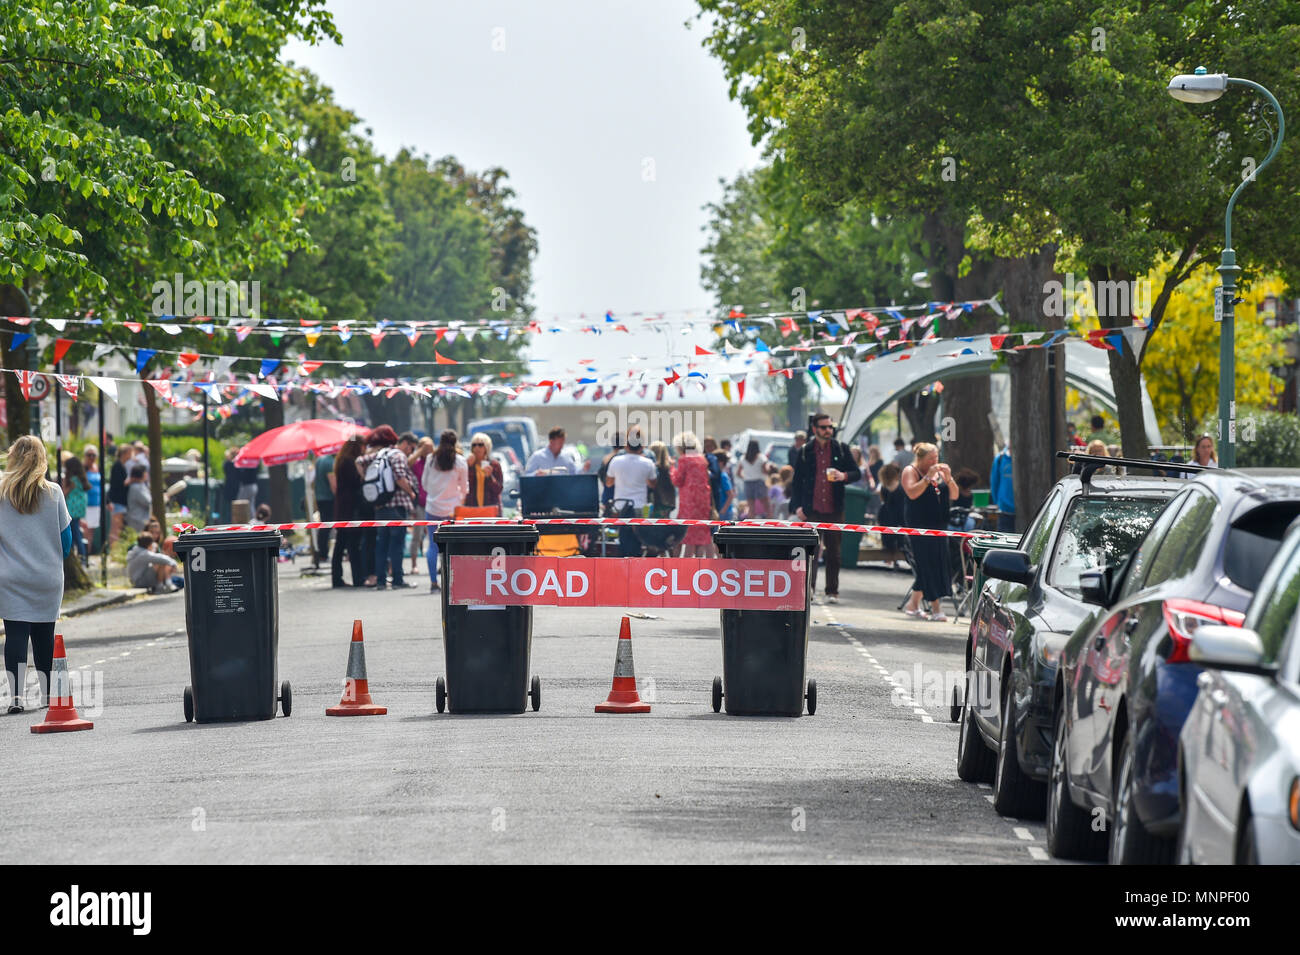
[1290,778,1300,832]
[1161,598,1246,663]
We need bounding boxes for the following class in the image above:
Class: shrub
[1236,410,1300,468]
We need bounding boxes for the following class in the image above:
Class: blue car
[1047,470,1300,863]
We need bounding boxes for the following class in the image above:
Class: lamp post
[1167,68,1286,467]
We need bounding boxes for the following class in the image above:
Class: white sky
[283,0,770,401]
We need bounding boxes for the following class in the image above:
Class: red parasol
[233,419,369,468]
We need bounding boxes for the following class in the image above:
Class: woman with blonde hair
[0,436,72,713]
[901,442,959,622]
[464,432,503,510]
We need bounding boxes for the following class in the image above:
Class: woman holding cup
[901,442,960,622]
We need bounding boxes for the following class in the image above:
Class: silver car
[1177,521,1300,864]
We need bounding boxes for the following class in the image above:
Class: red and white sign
[449,557,806,611]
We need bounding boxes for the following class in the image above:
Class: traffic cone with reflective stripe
[326,620,387,716]
[31,634,93,733]
[595,616,651,713]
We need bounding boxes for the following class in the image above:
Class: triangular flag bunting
[54,374,79,399]
[52,338,73,363]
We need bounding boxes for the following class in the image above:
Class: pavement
[0,557,1057,864]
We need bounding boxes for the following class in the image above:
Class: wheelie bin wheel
[711,676,723,713]
[280,680,292,717]
[950,684,962,724]
[436,676,446,713]
[530,675,541,711]
[806,678,817,716]
[183,686,193,723]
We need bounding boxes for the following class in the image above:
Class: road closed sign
[449,556,806,611]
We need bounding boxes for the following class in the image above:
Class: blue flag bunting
[260,358,280,378]
[135,348,157,373]
[8,333,30,351]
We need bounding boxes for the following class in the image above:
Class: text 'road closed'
[449,557,807,610]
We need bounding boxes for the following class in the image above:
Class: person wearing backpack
[357,425,417,590]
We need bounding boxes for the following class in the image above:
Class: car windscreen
[1048,496,1172,597]
[1225,501,1300,590]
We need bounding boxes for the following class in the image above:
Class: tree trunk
[142,376,166,520]
[263,398,292,522]
[941,376,994,481]
[1001,248,1066,532]
[0,284,32,445]
[899,390,942,443]
[64,553,92,591]
[1090,265,1151,457]
[922,209,998,481]
[784,370,807,431]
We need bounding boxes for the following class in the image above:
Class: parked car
[466,416,539,467]
[956,473,1184,820]
[729,429,794,467]
[1047,470,1300,863]
[1177,518,1300,864]
[493,450,520,511]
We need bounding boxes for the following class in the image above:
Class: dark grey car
[956,474,1182,819]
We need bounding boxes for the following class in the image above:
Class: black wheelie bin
[711,523,821,716]
[173,530,289,722]
[434,522,541,714]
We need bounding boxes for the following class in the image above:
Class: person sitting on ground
[126,533,181,594]
[145,515,179,560]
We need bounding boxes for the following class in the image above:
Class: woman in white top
[737,440,770,517]
[422,429,468,592]
[1193,434,1218,467]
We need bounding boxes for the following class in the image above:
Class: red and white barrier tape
[174,517,1001,541]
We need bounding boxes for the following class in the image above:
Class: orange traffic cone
[31,634,94,733]
[326,620,387,716]
[595,616,651,713]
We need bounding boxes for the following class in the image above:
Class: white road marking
[93,659,105,665]
[1027,846,1049,861]
[1014,827,1035,841]
[119,652,129,657]
[984,795,995,804]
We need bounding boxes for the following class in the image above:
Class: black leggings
[4,620,55,703]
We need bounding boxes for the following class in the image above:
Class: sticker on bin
[449,557,806,610]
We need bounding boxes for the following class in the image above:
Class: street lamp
[1167,67,1286,467]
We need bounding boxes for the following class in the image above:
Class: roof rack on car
[1055,451,1212,491]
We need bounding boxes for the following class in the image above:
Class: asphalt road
[0,559,1055,864]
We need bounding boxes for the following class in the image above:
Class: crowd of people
[311,425,505,593]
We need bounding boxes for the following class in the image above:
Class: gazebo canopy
[838,335,1162,445]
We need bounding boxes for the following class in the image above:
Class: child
[877,463,905,568]
[767,473,786,519]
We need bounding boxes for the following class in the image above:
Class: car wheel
[992,678,1046,819]
[1046,694,1106,860]
[1175,760,1195,864]
[1109,732,1175,864]
[956,670,995,783]
[1236,813,1259,866]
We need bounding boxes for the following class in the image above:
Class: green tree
[1,0,339,521]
